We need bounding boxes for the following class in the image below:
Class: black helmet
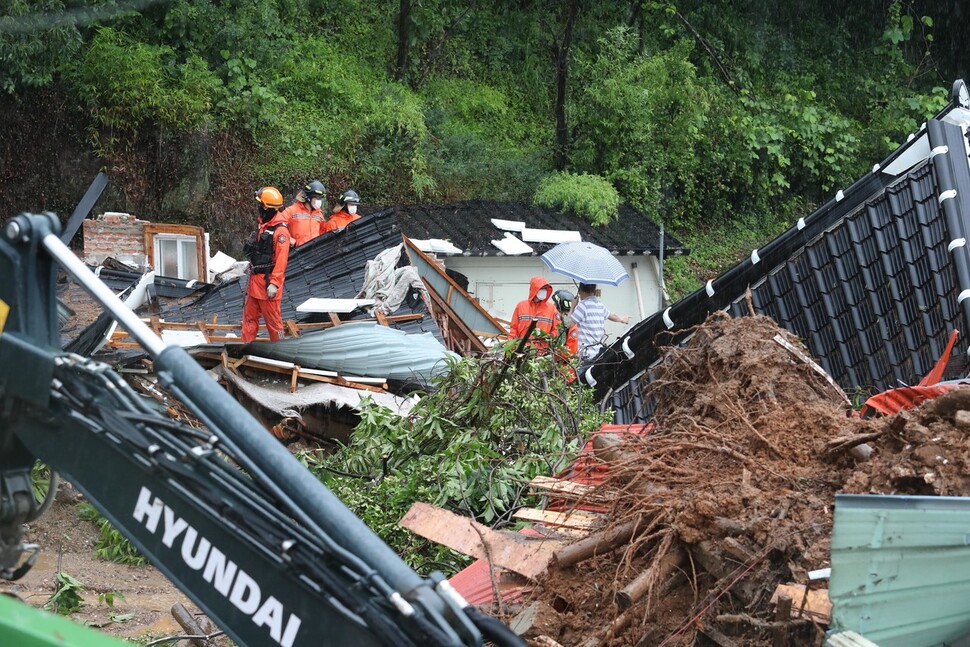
[552,289,574,314]
[340,189,360,205]
[304,179,326,198]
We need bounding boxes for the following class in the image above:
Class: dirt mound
[844,387,970,495]
[521,312,970,647]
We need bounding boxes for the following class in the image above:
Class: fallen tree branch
[715,613,812,629]
[822,430,885,458]
[552,515,655,568]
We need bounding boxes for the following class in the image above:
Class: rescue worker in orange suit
[509,277,561,351]
[242,187,291,342]
[280,179,326,246]
[323,189,362,233]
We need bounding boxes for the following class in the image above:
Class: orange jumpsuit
[242,212,291,342]
[280,201,325,246]
[322,209,361,233]
[563,323,579,355]
[510,277,560,351]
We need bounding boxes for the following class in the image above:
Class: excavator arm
[0,213,523,647]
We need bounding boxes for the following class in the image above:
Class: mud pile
[521,312,970,647]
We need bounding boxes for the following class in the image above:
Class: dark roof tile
[596,107,970,424]
[161,209,444,340]
[388,200,688,257]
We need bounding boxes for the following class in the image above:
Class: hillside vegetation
[0,0,954,291]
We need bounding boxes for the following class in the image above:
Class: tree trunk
[395,0,412,82]
[553,0,580,171]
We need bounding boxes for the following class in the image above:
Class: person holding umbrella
[569,283,631,362]
[510,276,561,352]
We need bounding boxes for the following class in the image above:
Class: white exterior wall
[444,254,663,344]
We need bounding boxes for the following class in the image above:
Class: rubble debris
[401,502,565,581]
[438,311,970,646]
[210,363,413,444]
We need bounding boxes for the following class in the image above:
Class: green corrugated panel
[830,494,970,647]
[0,594,128,646]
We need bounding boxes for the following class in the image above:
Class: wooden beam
[400,502,563,581]
[196,320,211,343]
[770,584,831,624]
[512,508,603,531]
[285,320,300,337]
[328,312,341,326]
[422,281,487,354]
[231,356,386,393]
[528,476,611,503]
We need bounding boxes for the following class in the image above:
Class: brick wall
[82,212,148,267]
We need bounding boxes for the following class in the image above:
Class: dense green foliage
[534,171,620,225]
[300,345,610,571]
[1,0,951,238]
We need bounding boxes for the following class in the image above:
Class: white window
[153,234,200,280]
[144,223,206,281]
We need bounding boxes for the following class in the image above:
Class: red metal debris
[449,422,652,606]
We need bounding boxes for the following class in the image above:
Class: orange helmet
[254,186,284,209]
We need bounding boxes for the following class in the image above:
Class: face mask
[348,204,358,215]
[311,198,322,210]
[536,288,549,301]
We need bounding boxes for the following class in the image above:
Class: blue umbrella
[540,241,630,286]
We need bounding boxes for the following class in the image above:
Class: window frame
[143,223,206,281]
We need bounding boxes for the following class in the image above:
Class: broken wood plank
[512,508,603,531]
[533,636,566,647]
[722,536,756,563]
[196,321,211,343]
[289,366,299,393]
[375,310,390,326]
[528,475,602,500]
[509,601,562,639]
[773,594,792,647]
[770,584,831,624]
[328,312,341,326]
[285,319,300,337]
[400,502,563,581]
[692,541,759,605]
[233,356,386,392]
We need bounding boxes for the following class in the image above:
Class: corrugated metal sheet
[830,494,970,646]
[243,322,457,384]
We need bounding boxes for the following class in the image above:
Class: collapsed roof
[159,208,444,339]
[592,84,970,424]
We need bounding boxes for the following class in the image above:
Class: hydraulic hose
[464,607,527,647]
